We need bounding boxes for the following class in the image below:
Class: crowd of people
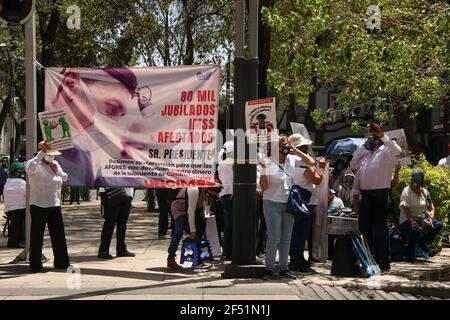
[1,128,448,279]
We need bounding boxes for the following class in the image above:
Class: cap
[344,167,355,177]
[223,141,234,153]
[9,162,24,173]
[328,188,336,195]
[288,133,312,147]
[38,141,62,156]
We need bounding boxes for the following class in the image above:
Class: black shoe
[279,270,297,280]
[379,263,391,272]
[262,270,273,281]
[296,265,314,275]
[117,250,135,257]
[97,251,113,259]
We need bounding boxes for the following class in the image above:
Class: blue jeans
[220,195,233,257]
[263,200,294,272]
[289,213,312,267]
[399,219,443,261]
[359,192,390,265]
[167,216,186,259]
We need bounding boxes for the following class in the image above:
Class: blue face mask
[363,140,376,151]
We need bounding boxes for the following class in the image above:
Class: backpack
[171,189,189,220]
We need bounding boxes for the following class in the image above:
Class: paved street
[0,197,449,300]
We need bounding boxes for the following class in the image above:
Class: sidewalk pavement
[0,200,448,300]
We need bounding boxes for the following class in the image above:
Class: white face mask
[45,155,55,163]
[79,78,141,159]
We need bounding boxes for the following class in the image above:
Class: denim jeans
[359,192,390,265]
[399,219,443,261]
[289,213,312,267]
[220,194,233,257]
[263,200,294,272]
[167,216,186,259]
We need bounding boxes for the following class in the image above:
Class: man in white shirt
[4,162,26,248]
[26,141,70,272]
[437,144,450,169]
[328,189,345,213]
[351,123,401,272]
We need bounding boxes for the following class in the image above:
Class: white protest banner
[312,162,330,262]
[45,66,220,187]
[38,108,73,151]
[245,97,277,144]
[385,129,412,166]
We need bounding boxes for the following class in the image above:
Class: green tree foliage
[262,0,449,136]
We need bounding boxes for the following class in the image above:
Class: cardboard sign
[38,108,73,151]
[385,129,412,166]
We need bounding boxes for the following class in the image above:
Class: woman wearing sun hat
[25,141,70,272]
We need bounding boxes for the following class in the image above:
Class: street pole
[9,58,15,165]
[224,0,262,278]
[11,13,36,263]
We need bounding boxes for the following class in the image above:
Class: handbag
[287,185,312,216]
[414,212,432,232]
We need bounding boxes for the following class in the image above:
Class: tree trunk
[0,96,11,134]
[258,0,274,99]
[181,0,194,65]
[304,75,318,132]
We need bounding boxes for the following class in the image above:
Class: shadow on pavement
[44,272,222,300]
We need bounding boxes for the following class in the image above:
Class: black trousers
[99,199,131,253]
[7,208,25,247]
[30,205,70,272]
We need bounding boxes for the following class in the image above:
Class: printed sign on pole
[38,108,73,151]
[245,97,277,144]
[385,129,412,166]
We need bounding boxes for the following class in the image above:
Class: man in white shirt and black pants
[25,141,71,272]
[351,123,401,272]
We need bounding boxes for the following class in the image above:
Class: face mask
[80,80,140,159]
[363,140,376,151]
[44,155,55,162]
[280,146,290,156]
[412,177,424,188]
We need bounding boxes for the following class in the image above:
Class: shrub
[391,154,450,256]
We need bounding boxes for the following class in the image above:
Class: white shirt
[438,156,450,170]
[287,154,318,205]
[399,186,431,224]
[351,135,401,195]
[218,158,233,197]
[25,151,68,208]
[328,196,345,212]
[4,178,26,212]
[259,155,294,203]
